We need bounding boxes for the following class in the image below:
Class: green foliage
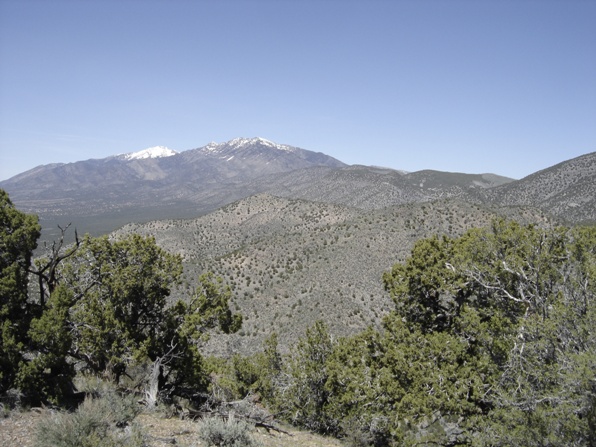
[383,234,466,332]
[215,324,335,434]
[17,285,76,404]
[470,224,596,446]
[254,219,596,446]
[35,234,243,402]
[276,321,339,435]
[323,317,490,446]
[254,332,283,402]
[219,355,262,400]
[323,328,392,446]
[58,233,183,380]
[152,272,243,400]
[174,273,243,344]
[1,190,243,405]
[206,332,282,405]
[379,220,596,445]
[197,414,260,447]
[0,189,40,395]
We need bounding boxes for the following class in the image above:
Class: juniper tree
[1,189,242,405]
[0,189,40,396]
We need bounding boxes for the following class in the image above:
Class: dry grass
[0,410,345,447]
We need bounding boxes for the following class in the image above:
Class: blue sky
[0,0,594,181]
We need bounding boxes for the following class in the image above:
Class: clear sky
[0,0,594,181]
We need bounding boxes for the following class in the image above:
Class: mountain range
[2,137,594,243]
[2,137,593,354]
[1,137,345,240]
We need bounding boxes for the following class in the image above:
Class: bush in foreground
[34,391,143,447]
[198,413,260,447]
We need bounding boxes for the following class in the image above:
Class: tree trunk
[145,357,162,408]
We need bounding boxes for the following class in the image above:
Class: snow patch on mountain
[123,146,178,160]
[203,137,297,154]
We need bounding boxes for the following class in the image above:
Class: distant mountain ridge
[1,139,594,242]
[0,137,346,239]
[251,165,514,210]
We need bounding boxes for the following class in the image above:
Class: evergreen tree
[276,321,338,434]
[0,189,40,396]
[1,189,243,405]
[378,220,596,445]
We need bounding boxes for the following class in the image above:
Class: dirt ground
[0,409,345,447]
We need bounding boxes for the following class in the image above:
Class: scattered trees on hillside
[3,186,596,445]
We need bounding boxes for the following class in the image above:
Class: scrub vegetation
[2,188,595,446]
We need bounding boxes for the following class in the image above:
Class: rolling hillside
[485,151,596,223]
[113,194,556,355]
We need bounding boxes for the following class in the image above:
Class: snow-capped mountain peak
[122,146,178,160]
[203,137,296,154]
[229,137,274,147]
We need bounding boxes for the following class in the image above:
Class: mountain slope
[0,138,346,239]
[113,194,556,355]
[485,151,596,223]
[1,139,593,245]
[2,137,345,203]
[6,139,592,355]
[248,165,513,210]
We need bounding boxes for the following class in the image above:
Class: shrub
[34,392,143,447]
[197,413,260,447]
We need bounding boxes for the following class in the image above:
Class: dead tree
[28,224,80,308]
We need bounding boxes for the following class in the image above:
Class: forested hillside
[485,151,596,223]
